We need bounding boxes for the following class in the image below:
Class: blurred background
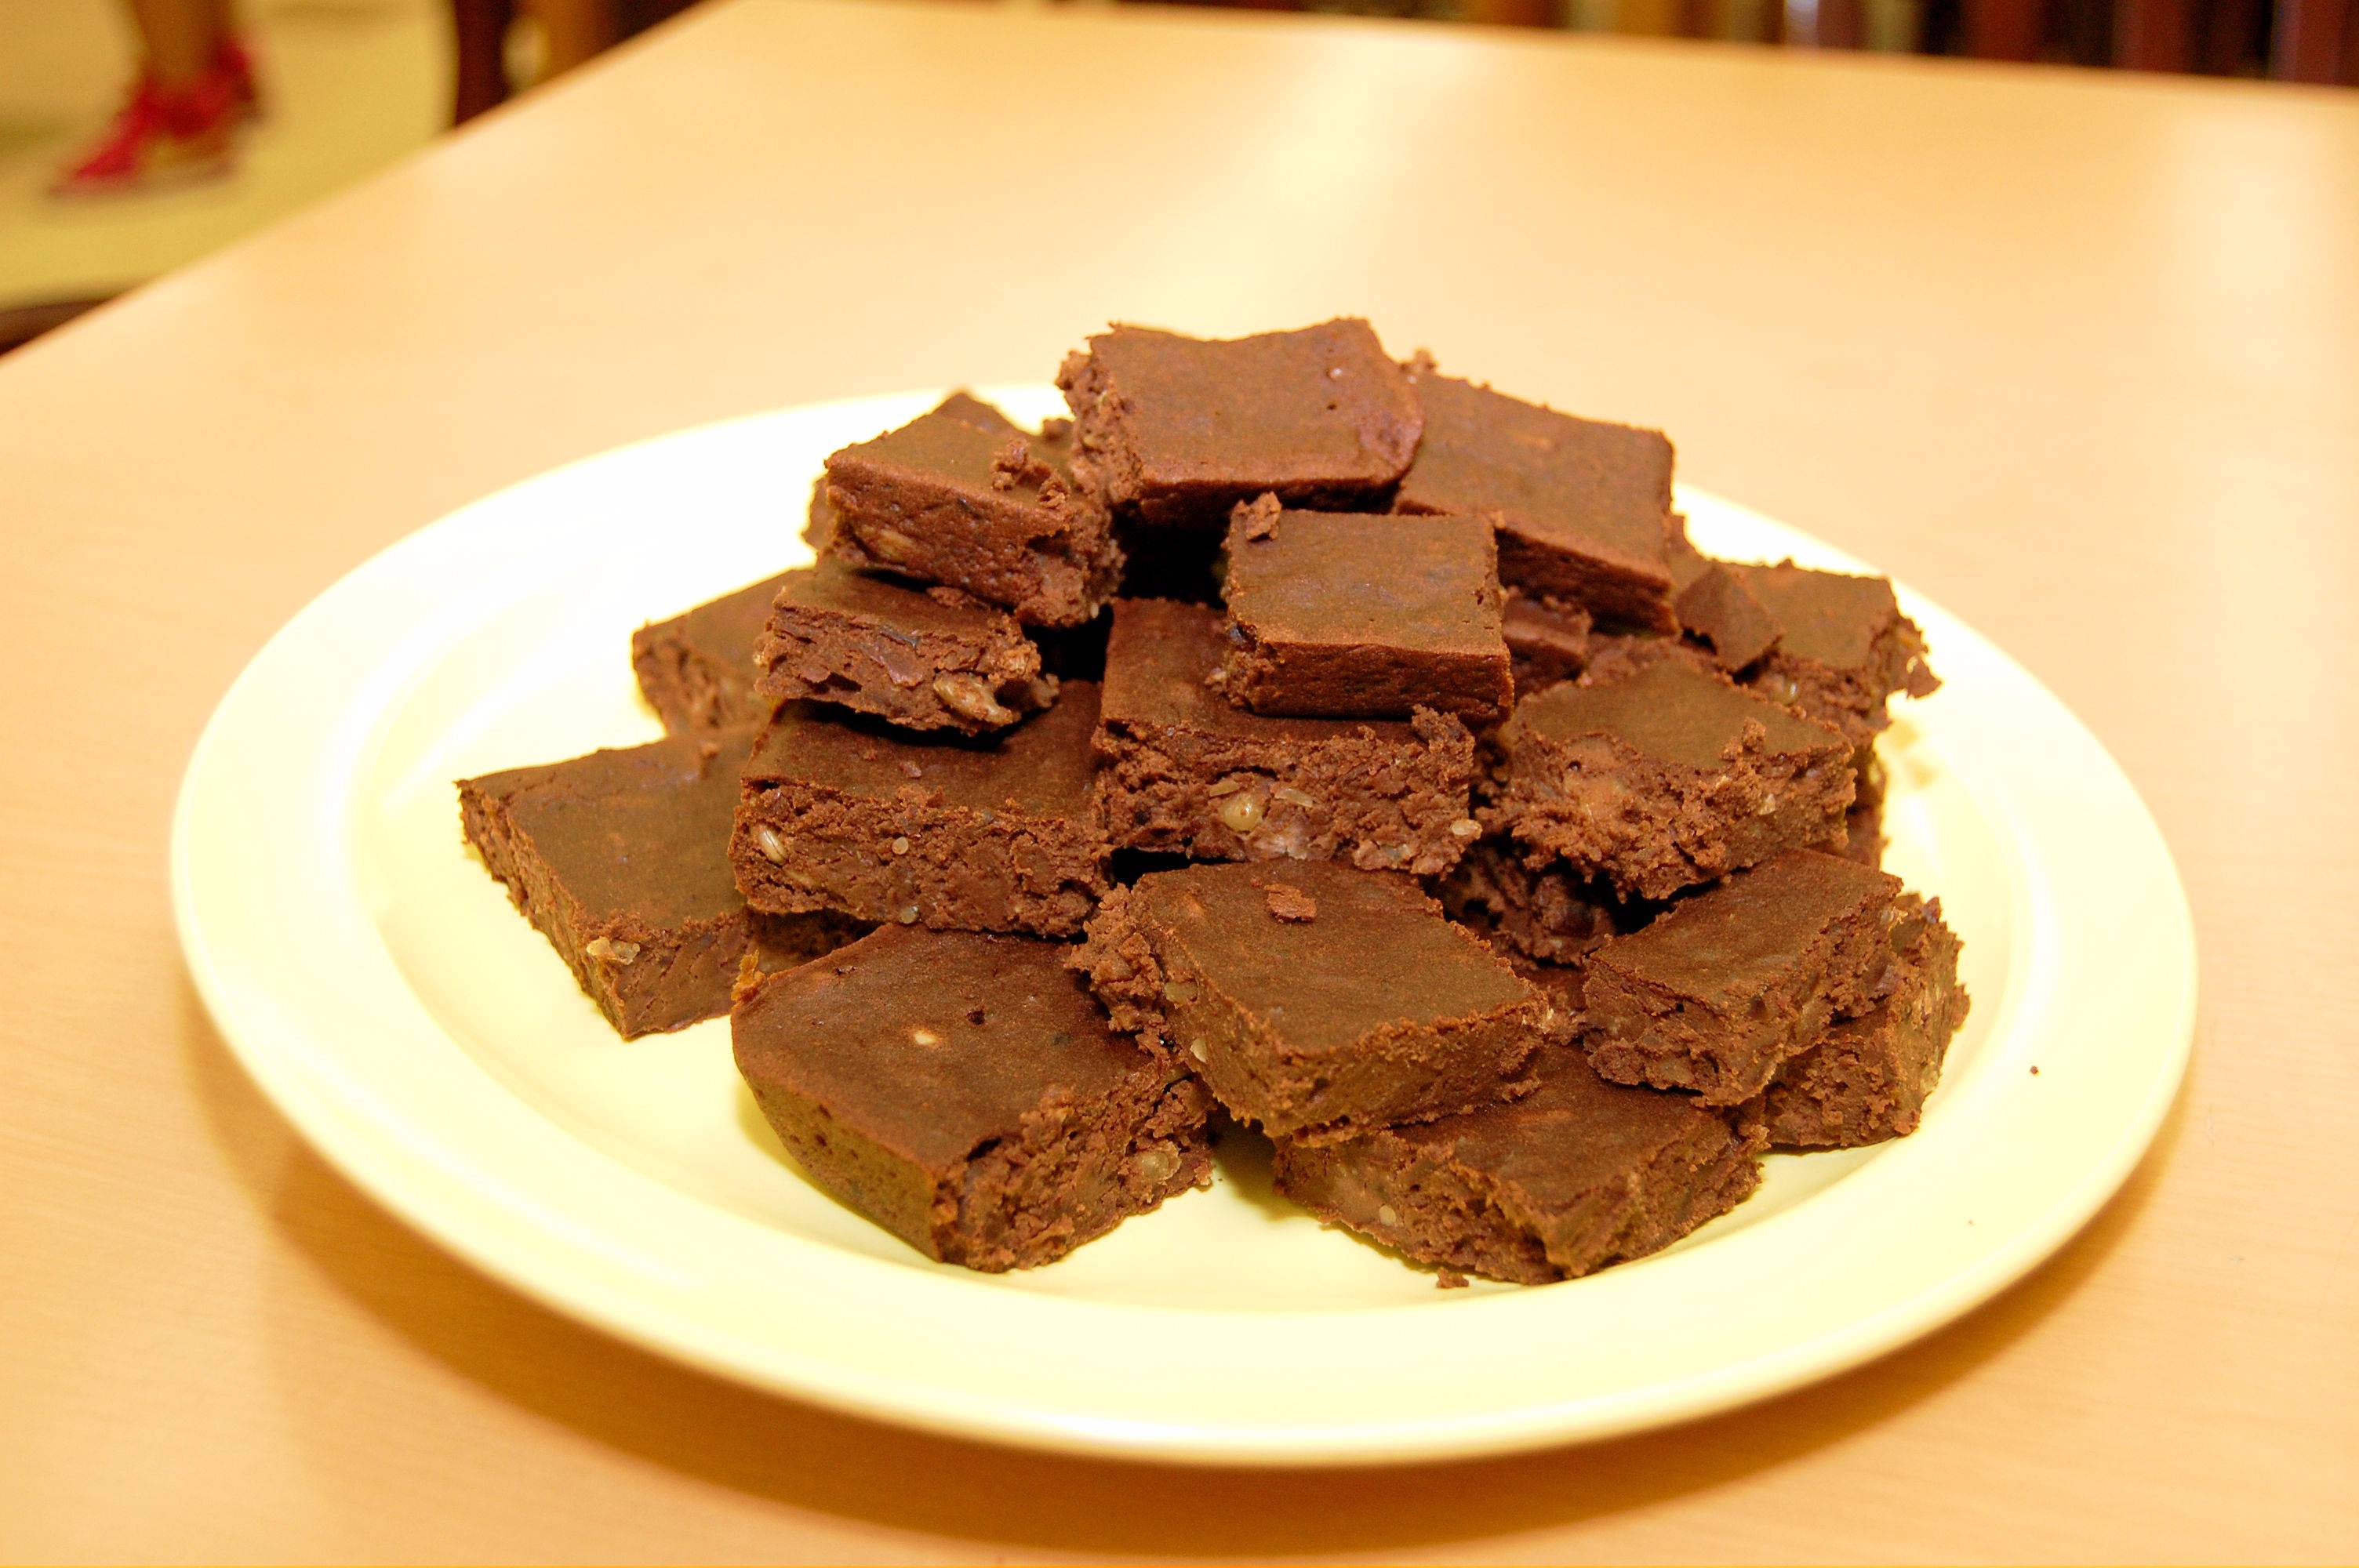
[0,0,2350,352]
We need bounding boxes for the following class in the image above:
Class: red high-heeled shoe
[215,32,266,121]
[50,67,242,198]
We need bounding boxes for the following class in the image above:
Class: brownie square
[1485,657,1855,900]
[459,728,863,1038]
[1581,849,1912,1105]
[1431,837,1636,964]
[1754,902,1968,1148]
[1093,598,1481,877]
[631,572,791,735]
[824,393,1120,627]
[1394,361,1679,633]
[1271,1051,1765,1284]
[751,560,1052,735]
[1502,590,1592,699]
[1056,319,1424,525]
[732,925,1213,1271]
[732,684,1109,937]
[1215,500,1513,724]
[1676,560,1939,742]
[1074,859,1564,1140]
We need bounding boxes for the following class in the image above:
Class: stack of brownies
[460,318,1967,1285]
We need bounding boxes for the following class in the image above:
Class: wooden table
[4,2,2354,1558]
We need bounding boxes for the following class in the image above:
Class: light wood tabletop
[3,1,2354,1559]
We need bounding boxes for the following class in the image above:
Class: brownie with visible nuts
[1395,360,1678,633]
[632,573,793,735]
[805,394,1034,555]
[1431,837,1637,964]
[1677,560,1939,743]
[733,924,1212,1271]
[460,728,864,1038]
[1271,1051,1765,1284]
[1485,658,1855,901]
[1056,319,1424,525]
[1581,849,1915,1105]
[1502,590,1592,698]
[824,394,1120,627]
[751,560,1054,735]
[1071,859,1564,1140]
[1093,597,1481,877]
[1216,499,1513,724]
[1754,902,1967,1147]
[732,685,1109,937]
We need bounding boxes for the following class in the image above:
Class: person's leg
[124,0,227,85]
[529,0,620,78]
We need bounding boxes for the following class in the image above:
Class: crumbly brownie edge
[1069,886,1172,1044]
[1273,1133,1561,1285]
[1750,615,1940,744]
[1579,880,1903,1105]
[1430,840,1631,964]
[1758,906,1968,1148]
[1485,722,1856,902]
[753,605,1052,735]
[1092,708,1480,877]
[1492,524,1678,636]
[824,461,1121,630]
[940,1064,1216,1271]
[631,618,750,735]
[732,783,1109,938]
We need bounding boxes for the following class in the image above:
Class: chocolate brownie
[1093,597,1481,877]
[1485,658,1856,900]
[751,560,1053,735]
[1840,798,1886,869]
[732,686,1109,937]
[824,394,1120,627]
[631,573,791,735]
[732,925,1212,1271]
[1215,499,1513,724]
[1676,560,1939,742]
[1056,319,1423,525]
[1394,360,1678,633]
[1271,1051,1765,1284]
[1754,904,1967,1147]
[801,474,836,551]
[1431,837,1636,964]
[460,728,863,1038]
[1071,859,1564,1140]
[805,397,1060,556]
[1502,590,1592,697]
[1581,850,1917,1105]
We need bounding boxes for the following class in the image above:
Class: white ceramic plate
[173,387,2195,1467]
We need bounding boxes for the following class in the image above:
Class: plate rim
[171,390,2198,1467]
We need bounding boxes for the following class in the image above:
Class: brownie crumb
[2030,1065,2041,1076]
[1264,884,1319,922]
[990,437,1051,492]
[1234,492,1284,542]
[1437,1269,1470,1290]
[731,949,766,1007]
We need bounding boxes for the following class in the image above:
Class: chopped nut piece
[755,826,788,865]
[931,670,1018,726]
[1218,791,1267,833]
[1264,884,1320,922]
